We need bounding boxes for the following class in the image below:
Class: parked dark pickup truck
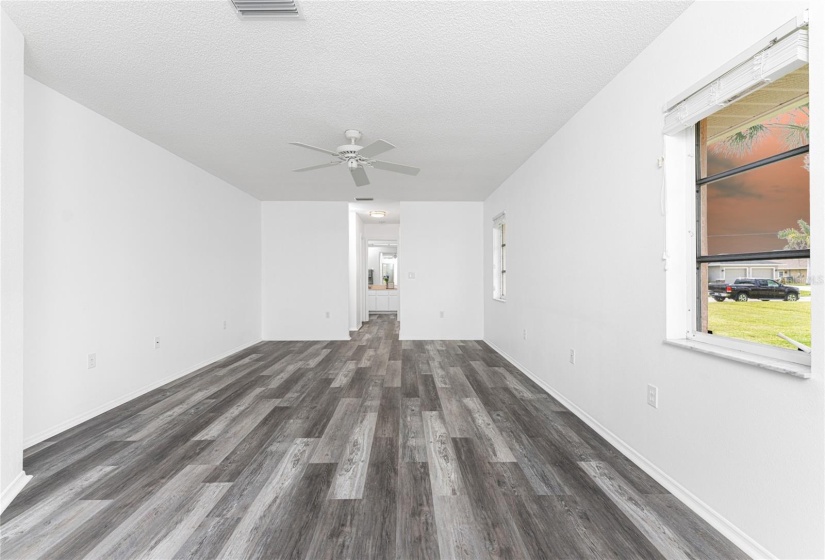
[708,278,800,302]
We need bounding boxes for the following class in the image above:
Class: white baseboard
[1,471,32,513]
[261,337,350,342]
[483,338,773,560]
[23,338,262,448]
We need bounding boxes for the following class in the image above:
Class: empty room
[0,1,822,559]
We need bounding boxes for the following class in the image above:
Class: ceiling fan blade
[293,161,341,172]
[358,139,395,159]
[289,142,340,157]
[371,160,421,176]
[350,165,370,187]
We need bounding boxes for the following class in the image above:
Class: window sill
[492,297,506,303]
[664,339,811,379]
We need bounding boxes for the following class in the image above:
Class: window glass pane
[700,259,811,350]
[501,246,506,272]
[501,271,506,298]
[703,65,808,178]
[703,154,809,256]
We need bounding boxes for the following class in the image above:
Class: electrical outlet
[647,384,659,408]
[325,311,330,319]
[439,311,444,319]
[569,349,575,364]
[408,272,416,279]
[154,336,161,350]
[87,353,97,369]
[523,329,527,340]
[223,320,227,330]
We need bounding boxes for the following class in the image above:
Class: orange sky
[705,111,809,255]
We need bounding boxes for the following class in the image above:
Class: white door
[388,295,399,312]
[724,267,747,282]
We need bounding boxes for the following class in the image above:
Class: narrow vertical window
[493,213,506,301]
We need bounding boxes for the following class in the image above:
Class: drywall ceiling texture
[2,0,691,202]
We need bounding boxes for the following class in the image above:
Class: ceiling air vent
[355,198,374,201]
[230,0,301,19]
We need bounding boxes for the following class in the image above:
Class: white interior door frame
[360,233,367,324]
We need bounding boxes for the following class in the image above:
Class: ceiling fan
[290,129,420,187]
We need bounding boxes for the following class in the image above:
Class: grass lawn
[787,283,812,296]
[708,300,811,350]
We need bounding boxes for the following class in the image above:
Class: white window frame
[493,212,506,301]
[663,14,813,376]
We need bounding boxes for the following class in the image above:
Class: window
[493,213,506,301]
[696,66,809,358]
[663,16,812,372]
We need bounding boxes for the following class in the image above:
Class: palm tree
[710,104,809,157]
[778,219,811,283]
[778,219,810,250]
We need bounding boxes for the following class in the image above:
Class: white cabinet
[368,289,399,313]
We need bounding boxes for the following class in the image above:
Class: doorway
[367,240,399,315]
[349,201,400,327]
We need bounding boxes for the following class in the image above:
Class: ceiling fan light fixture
[369,211,387,218]
[289,130,421,187]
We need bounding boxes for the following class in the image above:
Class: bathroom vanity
[367,286,399,313]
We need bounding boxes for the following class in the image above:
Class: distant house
[776,258,810,284]
[708,258,809,284]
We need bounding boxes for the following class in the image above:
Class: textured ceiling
[3,0,692,201]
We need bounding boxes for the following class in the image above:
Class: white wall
[0,8,29,511]
[262,202,349,340]
[483,2,822,559]
[364,223,399,241]
[24,78,262,445]
[367,247,381,284]
[400,202,483,340]
[348,211,364,331]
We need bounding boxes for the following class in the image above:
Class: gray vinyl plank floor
[0,314,747,559]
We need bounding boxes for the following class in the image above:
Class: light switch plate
[647,384,659,408]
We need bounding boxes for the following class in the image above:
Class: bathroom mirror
[381,253,396,286]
